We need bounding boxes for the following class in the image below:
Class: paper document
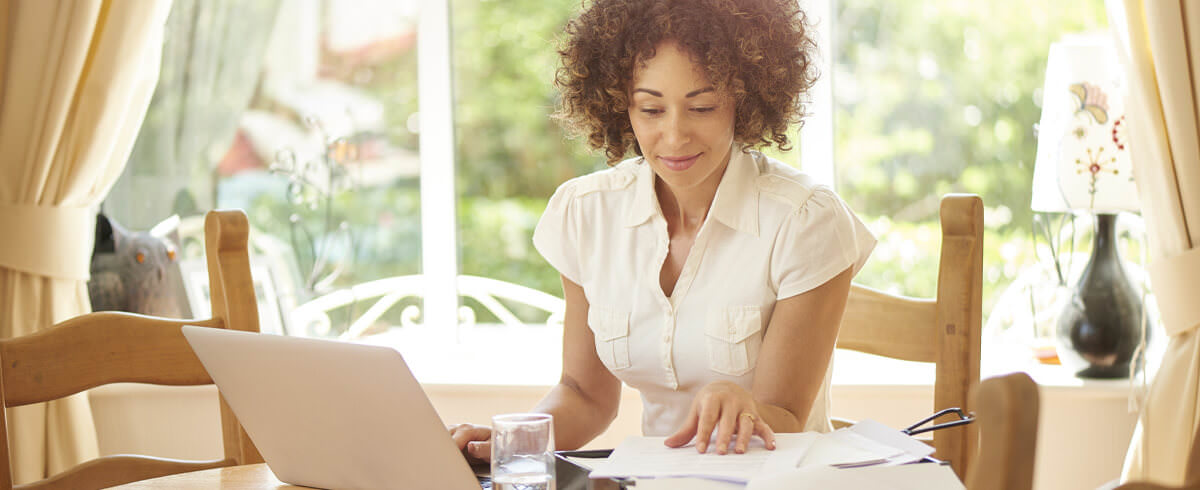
[745,462,964,490]
[588,433,818,483]
[589,420,939,484]
[797,419,934,469]
[845,419,935,459]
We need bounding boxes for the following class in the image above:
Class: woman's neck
[655,157,730,232]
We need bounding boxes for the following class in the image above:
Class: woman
[451,0,875,458]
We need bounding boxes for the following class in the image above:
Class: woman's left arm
[665,265,854,454]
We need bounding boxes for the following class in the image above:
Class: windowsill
[354,324,1148,396]
[357,324,565,386]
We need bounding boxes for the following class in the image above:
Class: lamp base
[1056,213,1145,379]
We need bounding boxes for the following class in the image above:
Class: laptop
[181,326,484,490]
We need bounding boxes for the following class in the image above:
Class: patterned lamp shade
[1031,36,1139,214]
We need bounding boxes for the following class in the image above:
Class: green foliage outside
[450,0,604,200]
[831,0,1109,316]
[833,0,1109,229]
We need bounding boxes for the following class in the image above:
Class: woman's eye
[691,107,716,113]
[639,108,663,115]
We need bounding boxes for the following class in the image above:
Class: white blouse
[532,148,876,436]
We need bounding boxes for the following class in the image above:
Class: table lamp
[1031,35,1143,378]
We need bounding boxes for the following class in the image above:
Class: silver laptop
[181,326,482,490]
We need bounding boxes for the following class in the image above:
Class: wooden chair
[964,372,1039,490]
[835,193,983,479]
[0,210,264,490]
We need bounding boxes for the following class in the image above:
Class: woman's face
[628,41,736,195]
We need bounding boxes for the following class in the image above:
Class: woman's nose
[662,112,689,146]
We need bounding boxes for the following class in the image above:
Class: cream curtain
[1109,0,1200,485]
[0,0,169,483]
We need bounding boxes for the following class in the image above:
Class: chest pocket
[705,306,764,376]
[588,307,631,370]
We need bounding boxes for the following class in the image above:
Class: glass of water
[491,413,555,490]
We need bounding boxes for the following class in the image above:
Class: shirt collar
[624,158,657,227]
[623,147,760,237]
[708,148,759,237]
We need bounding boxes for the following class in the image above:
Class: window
[103,0,1118,350]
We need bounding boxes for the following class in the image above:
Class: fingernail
[698,443,707,453]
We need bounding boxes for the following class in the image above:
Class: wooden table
[107,461,625,489]
[109,464,303,489]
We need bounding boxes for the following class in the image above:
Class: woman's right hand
[448,423,493,463]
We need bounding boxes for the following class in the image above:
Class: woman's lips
[659,153,701,172]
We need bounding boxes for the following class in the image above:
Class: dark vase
[1056,213,1146,378]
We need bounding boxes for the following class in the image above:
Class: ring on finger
[739,412,757,423]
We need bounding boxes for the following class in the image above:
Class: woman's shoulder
[749,151,838,211]
[550,156,643,201]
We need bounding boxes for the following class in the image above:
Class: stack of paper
[588,433,817,483]
[587,419,955,488]
[796,419,934,468]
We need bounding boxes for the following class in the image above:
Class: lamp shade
[1031,36,1139,214]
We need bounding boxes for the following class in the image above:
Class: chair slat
[0,313,222,407]
[16,455,236,490]
[838,285,938,363]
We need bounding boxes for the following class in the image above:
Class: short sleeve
[532,181,583,285]
[770,187,876,300]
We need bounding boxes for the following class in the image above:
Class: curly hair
[554,0,818,163]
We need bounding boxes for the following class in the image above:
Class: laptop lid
[181,326,480,490]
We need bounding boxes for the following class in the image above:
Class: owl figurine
[87,214,187,318]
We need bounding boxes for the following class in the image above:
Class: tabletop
[108,464,302,489]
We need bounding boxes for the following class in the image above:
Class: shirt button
[728,326,736,334]
[663,334,671,342]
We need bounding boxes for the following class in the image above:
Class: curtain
[108,0,281,229]
[1109,0,1200,485]
[0,0,170,483]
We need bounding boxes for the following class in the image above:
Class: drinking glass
[491,413,555,490]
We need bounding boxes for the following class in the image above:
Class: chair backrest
[836,194,983,479]
[965,372,1039,490]
[0,210,265,490]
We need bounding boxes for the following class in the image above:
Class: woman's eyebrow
[631,87,716,98]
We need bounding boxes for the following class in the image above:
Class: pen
[556,449,613,458]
